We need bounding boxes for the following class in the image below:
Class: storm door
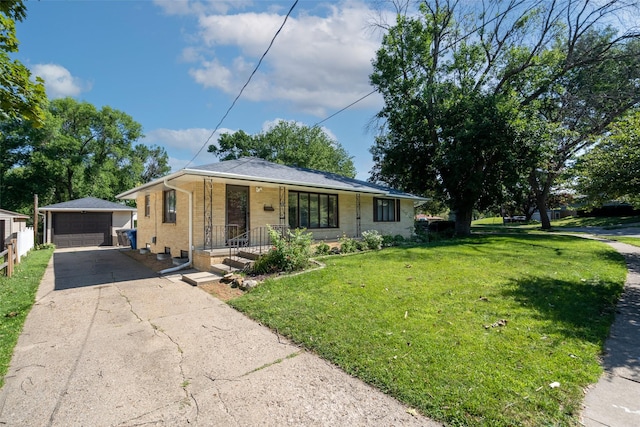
[226,185,249,245]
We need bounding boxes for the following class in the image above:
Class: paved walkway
[0,247,438,427]
[580,237,640,426]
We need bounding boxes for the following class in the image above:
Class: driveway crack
[115,286,195,422]
[116,286,143,323]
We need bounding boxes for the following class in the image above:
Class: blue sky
[14,0,394,180]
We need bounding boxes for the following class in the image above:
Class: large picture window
[289,191,338,229]
[374,198,400,222]
[163,190,176,223]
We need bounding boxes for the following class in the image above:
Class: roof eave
[181,168,426,200]
[117,167,428,202]
[38,208,136,212]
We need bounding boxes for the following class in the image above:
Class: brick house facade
[117,157,426,272]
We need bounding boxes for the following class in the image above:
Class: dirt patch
[198,281,245,302]
[121,249,173,272]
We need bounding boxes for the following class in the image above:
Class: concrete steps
[210,263,239,276]
[181,271,222,286]
[181,250,263,286]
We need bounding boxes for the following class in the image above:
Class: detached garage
[40,197,136,248]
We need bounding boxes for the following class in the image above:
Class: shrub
[35,243,56,250]
[339,234,358,253]
[356,240,368,251]
[253,227,312,274]
[314,241,331,256]
[361,230,383,250]
[382,234,396,247]
[428,220,456,233]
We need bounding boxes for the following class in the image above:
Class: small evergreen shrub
[339,234,358,253]
[314,241,331,256]
[253,227,312,274]
[382,234,396,247]
[361,230,383,250]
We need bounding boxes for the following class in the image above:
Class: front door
[226,185,249,244]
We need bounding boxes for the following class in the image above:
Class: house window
[163,190,176,223]
[374,198,400,222]
[288,191,338,229]
[144,195,150,217]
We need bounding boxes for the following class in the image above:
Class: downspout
[159,178,193,275]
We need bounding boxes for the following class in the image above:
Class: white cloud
[143,127,233,152]
[154,0,251,16]
[168,156,190,172]
[31,64,88,99]
[180,0,388,116]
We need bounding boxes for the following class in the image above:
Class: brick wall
[135,180,416,258]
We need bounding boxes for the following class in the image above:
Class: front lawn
[0,247,54,387]
[551,215,640,229]
[230,235,626,426]
[601,236,640,247]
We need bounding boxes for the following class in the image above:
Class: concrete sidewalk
[0,247,438,426]
[581,239,640,426]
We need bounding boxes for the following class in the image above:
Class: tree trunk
[529,170,553,230]
[454,207,473,236]
[536,193,551,229]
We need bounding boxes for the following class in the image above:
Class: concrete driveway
[0,247,438,426]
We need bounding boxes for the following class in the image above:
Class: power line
[312,2,531,127]
[315,89,378,127]
[184,0,299,169]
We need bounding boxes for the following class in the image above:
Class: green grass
[473,215,640,233]
[230,235,626,426]
[472,216,505,225]
[550,216,640,229]
[0,247,54,387]
[600,236,640,247]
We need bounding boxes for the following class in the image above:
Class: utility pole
[34,194,38,245]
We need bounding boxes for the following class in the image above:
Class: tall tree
[208,121,357,178]
[0,98,169,212]
[572,110,640,207]
[370,0,640,234]
[527,37,640,228]
[0,0,46,125]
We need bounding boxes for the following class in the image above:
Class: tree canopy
[0,98,170,212]
[572,110,640,207]
[370,0,640,234]
[208,121,357,178]
[0,0,47,125]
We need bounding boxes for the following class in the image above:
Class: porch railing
[202,224,289,254]
[227,225,289,258]
[204,225,239,250]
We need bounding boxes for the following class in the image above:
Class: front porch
[194,225,287,273]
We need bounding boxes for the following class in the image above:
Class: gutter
[159,177,193,275]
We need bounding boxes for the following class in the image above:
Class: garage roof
[39,197,136,212]
[0,208,29,219]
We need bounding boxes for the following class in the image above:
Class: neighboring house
[0,209,29,245]
[39,197,137,248]
[116,157,427,272]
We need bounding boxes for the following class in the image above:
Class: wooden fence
[1,239,17,278]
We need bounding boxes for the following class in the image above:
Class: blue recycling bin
[126,229,137,250]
